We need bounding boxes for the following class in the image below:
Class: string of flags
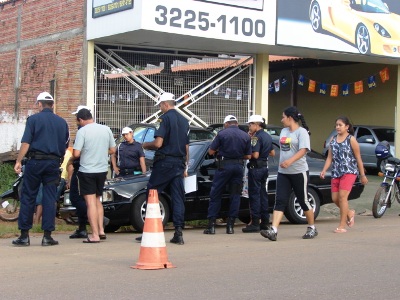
[269,67,390,97]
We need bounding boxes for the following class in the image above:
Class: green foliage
[0,162,17,195]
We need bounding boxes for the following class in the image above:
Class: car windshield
[373,128,395,142]
[353,0,389,14]
[188,143,207,168]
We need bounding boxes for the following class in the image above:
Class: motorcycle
[372,150,400,218]
[0,171,23,221]
[0,168,66,222]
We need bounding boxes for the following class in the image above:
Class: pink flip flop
[334,228,347,233]
[347,210,355,227]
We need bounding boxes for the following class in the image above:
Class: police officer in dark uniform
[13,92,69,246]
[66,105,90,239]
[111,126,146,177]
[204,115,251,235]
[242,115,275,233]
[142,92,189,245]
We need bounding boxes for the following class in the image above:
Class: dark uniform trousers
[69,168,87,227]
[19,159,60,231]
[248,166,269,221]
[208,163,244,218]
[147,156,186,228]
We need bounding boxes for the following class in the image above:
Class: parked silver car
[322,125,395,170]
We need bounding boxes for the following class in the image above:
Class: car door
[354,126,376,167]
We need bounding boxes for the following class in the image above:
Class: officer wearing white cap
[242,115,274,233]
[13,91,69,247]
[141,92,189,245]
[111,127,146,177]
[204,114,251,235]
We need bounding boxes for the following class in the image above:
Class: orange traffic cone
[131,189,175,270]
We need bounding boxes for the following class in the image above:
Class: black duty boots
[12,230,30,247]
[203,218,216,234]
[242,218,260,233]
[226,217,235,234]
[170,227,184,245]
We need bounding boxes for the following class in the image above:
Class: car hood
[104,174,149,198]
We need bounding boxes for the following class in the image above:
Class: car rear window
[373,128,395,142]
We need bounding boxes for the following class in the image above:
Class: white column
[254,53,269,122]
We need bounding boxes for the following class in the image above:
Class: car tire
[309,1,322,33]
[104,224,121,233]
[130,193,170,232]
[238,215,251,225]
[284,189,320,224]
[355,24,371,54]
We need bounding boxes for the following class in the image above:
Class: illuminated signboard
[277,0,400,58]
[194,0,264,11]
[92,0,134,18]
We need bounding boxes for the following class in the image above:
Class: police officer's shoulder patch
[155,118,162,130]
[251,136,258,146]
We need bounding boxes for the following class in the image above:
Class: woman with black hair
[260,106,317,241]
[320,116,368,233]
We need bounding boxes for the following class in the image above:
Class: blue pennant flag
[368,75,376,89]
[281,76,287,87]
[342,84,349,96]
[268,82,275,93]
[298,74,305,86]
[319,83,327,95]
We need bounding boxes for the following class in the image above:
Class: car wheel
[377,156,391,173]
[284,189,320,224]
[309,1,322,32]
[130,193,170,232]
[104,224,121,233]
[355,24,370,54]
[238,215,251,225]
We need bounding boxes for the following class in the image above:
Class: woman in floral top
[320,116,368,233]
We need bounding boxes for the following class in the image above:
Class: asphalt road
[2,174,400,300]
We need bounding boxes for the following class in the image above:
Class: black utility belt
[27,152,61,161]
[120,167,141,174]
[247,160,268,169]
[217,159,244,168]
[154,154,185,163]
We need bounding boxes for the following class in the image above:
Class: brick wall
[0,0,87,155]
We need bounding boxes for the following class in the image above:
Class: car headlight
[63,191,71,206]
[101,190,114,203]
[385,163,395,172]
[374,23,391,38]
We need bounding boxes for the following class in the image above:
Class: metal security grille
[94,45,254,135]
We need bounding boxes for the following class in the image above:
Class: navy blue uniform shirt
[21,108,69,157]
[210,125,251,159]
[116,141,145,169]
[251,129,273,161]
[154,109,189,157]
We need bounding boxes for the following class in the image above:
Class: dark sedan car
[116,123,215,168]
[60,136,364,232]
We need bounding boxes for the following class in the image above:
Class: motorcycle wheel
[372,186,390,218]
[0,197,20,221]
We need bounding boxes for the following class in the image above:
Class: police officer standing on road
[111,127,146,177]
[204,115,251,235]
[13,92,69,247]
[66,105,91,239]
[142,92,189,245]
[242,115,275,233]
